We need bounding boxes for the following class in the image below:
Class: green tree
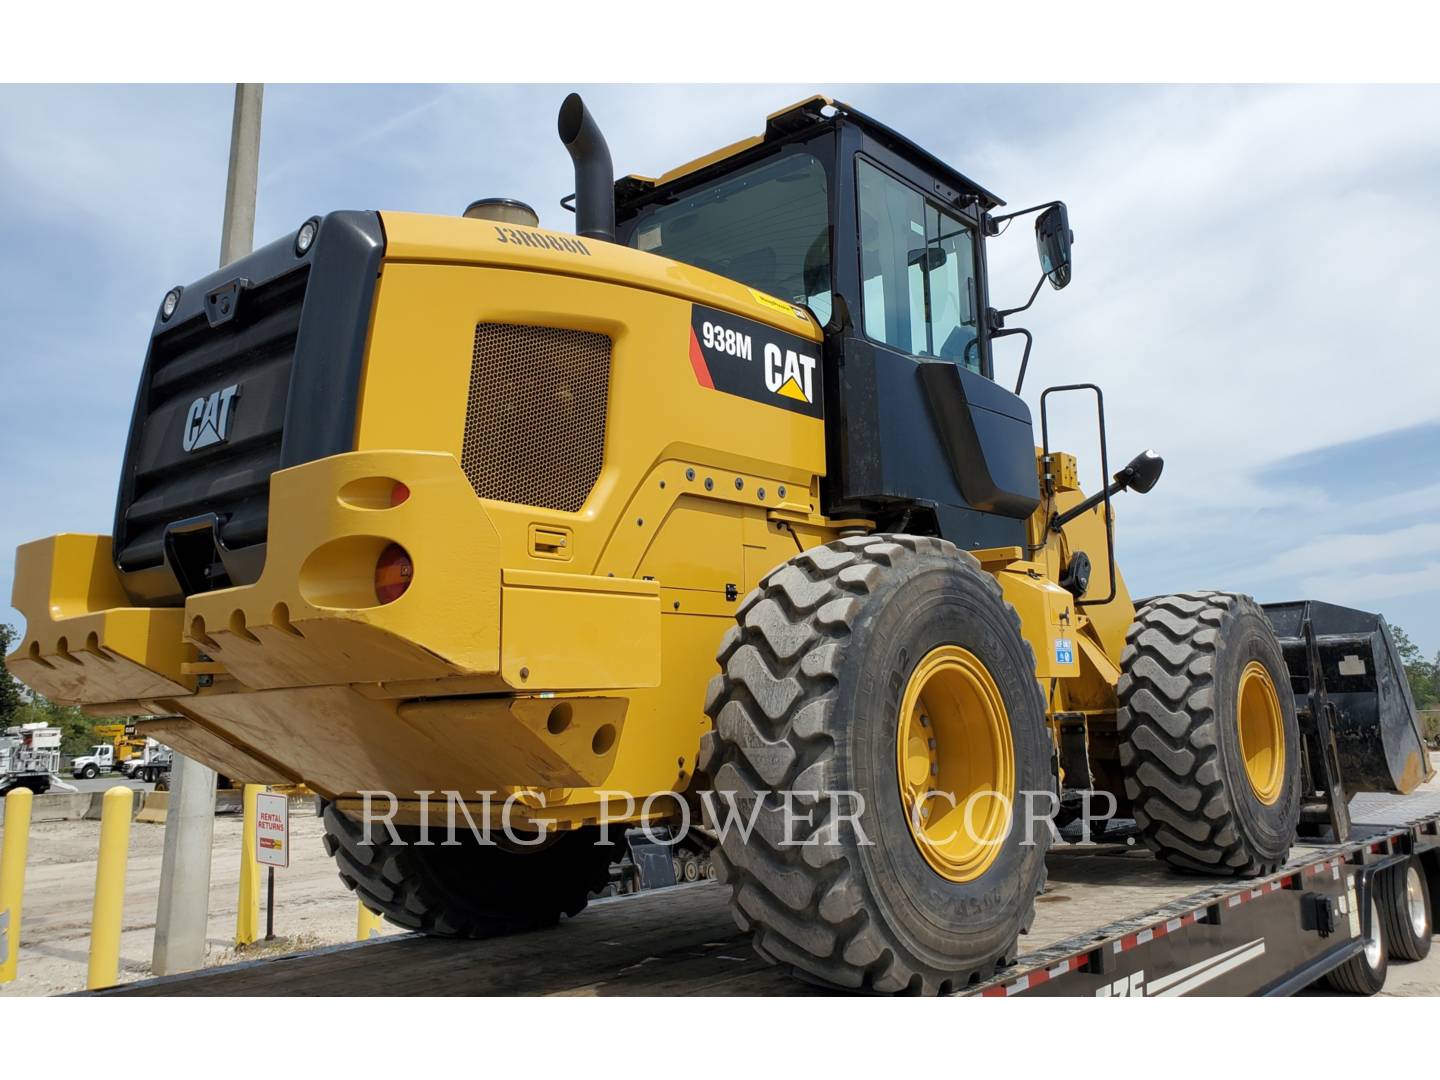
[0,623,26,723]
[1392,624,1437,710]
[10,696,95,756]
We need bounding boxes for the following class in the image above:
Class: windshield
[625,151,832,324]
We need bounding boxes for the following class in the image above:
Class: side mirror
[1048,449,1165,533]
[1115,450,1164,494]
[1035,202,1073,290]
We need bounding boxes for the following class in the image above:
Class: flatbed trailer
[93,790,1440,998]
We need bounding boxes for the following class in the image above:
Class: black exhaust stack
[558,93,616,244]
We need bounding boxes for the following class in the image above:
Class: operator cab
[610,96,1071,549]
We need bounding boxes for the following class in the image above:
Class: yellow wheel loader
[6,92,1431,993]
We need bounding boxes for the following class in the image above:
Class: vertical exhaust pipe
[558,93,616,243]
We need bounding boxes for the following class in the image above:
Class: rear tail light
[390,481,410,506]
[374,543,413,604]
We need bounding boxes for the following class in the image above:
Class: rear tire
[698,534,1052,994]
[1117,592,1300,876]
[320,801,616,938]
[1378,860,1432,962]
[1324,894,1388,995]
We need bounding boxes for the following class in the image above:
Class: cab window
[624,152,832,325]
[857,158,981,372]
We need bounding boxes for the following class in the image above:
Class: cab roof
[614,95,1004,211]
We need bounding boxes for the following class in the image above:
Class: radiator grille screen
[461,323,611,512]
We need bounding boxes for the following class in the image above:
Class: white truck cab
[71,743,117,779]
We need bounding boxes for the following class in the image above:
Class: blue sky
[2,84,1439,657]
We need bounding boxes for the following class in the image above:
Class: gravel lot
[0,806,402,997]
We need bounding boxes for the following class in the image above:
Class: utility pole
[152,83,263,977]
[219,84,263,266]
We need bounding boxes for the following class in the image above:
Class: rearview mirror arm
[993,273,1046,324]
[986,200,1063,228]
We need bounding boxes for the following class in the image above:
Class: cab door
[827,150,1038,548]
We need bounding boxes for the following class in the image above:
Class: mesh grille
[461,323,611,512]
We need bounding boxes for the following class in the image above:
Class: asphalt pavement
[52,773,155,795]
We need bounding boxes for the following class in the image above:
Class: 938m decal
[688,304,823,418]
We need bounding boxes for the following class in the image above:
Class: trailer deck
[93,790,1440,997]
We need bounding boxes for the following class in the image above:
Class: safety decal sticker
[688,304,823,419]
[1054,638,1074,665]
[747,287,811,322]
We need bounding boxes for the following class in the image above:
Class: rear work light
[374,543,413,604]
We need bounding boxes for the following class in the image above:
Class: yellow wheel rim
[1237,660,1285,805]
[895,645,1015,883]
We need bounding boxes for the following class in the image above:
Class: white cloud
[2,84,1438,654]
[1297,562,1440,608]
[1242,522,1440,583]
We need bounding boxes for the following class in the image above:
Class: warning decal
[688,304,823,419]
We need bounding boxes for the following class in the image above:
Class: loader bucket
[1263,600,1434,795]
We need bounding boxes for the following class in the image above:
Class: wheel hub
[1365,897,1384,969]
[1407,866,1428,939]
[1237,660,1285,805]
[895,645,1014,883]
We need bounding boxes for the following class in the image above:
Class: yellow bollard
[235,783,263,947]
[1,787,35,983]
[357,900,384,941]
[87,785,133,989]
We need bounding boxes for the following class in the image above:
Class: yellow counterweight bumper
[7,450,661,708]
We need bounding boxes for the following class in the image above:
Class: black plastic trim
[278,211,385,470]
[918,361,1041,518]
[110,210,385,603]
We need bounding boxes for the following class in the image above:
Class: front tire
[320,801,616,938]
[1117,592,1300,876]
[698,534,1052,994]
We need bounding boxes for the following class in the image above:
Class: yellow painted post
[235,783,262,947]
[357,901,384,941]
[87,785,133,989]
[1,787,35,983]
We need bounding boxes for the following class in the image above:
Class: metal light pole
[151,83,264,977]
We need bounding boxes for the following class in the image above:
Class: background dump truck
[118,737,174,784]
[5,92,1432,995]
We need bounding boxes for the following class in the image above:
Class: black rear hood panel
[111,210,385,605]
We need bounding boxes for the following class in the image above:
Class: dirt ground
[0,806,403,997]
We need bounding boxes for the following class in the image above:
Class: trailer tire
[1117,592,1301,877]
[320,801,616,938]
[1324,893,1388,995]
[698,534,1052,995]
[1378,860,1432,962]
